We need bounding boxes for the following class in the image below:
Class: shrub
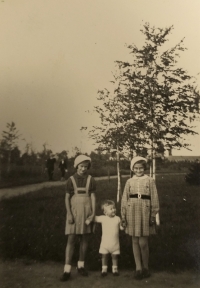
[185,161,200,185]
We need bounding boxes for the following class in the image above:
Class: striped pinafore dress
[65,175,93,235]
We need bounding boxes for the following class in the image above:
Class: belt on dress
[129,194,151,200]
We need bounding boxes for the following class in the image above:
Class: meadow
[0,174,199,273]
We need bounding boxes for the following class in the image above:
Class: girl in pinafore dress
[60,155,96,282]
[121,156,159,280]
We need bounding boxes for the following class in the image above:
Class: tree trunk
[129,149,133,178]
[7,150,11,174]
[151,139,160,225]
[116,143,122,203]
[107,165,110,182]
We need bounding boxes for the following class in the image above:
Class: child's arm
[120,222,124,230]
[65,193,74,224]
[150,178,160,225]
[120,180,130,227]
[85,193,96,225]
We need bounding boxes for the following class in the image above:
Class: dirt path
[0,173,186,200]
[0,175,129,200]
[1,259,199,288]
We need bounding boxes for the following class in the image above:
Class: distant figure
[59,158,68,180]
[45,153,56,181]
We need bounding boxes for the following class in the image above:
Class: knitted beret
[74,155,91,168]
[130,156,147,171]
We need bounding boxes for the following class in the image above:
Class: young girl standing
[61,155,96,281]
[121,156,159,280]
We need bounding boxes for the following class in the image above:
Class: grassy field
[0,174,200,273]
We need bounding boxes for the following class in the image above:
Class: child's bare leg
[61,235,76,281]
[111,254,119,275]
[101,254,108,275]
[76,234,90,276]
[62,234,76,277]
[79,234,90,262]
[132,236,142,271]
[139,236,149,269]
[65,234,76,264]
[111,254,118,266]
[102,254,108,266]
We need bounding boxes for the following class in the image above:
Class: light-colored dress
[121,175,159,237]
[95,215,121,254]
[65,173,96,235]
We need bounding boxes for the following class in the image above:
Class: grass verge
[0,174,200,272]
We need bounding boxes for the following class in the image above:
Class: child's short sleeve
[95,215,104,223]
[89,176,96,193]
[65,178,74,196]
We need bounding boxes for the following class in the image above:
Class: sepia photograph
[0,1,200,287]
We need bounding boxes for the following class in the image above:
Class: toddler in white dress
[94,200,124,276]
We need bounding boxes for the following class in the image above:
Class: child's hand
[85,213,95,225]
[121,218,127,228]
[85,219,92,225]
[68,214,74,224]
[149,216,156,226]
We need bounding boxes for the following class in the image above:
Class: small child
[121,156,159,280]
[95,200,124,277]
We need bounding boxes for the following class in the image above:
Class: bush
[185,161,200,185]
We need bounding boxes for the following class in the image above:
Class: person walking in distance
[59,157,68,180]
[45,153,56,181]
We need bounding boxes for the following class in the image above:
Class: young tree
[1,122,21,173]
[115,23,200,179]
[89,23,200,209]
[89,88,139,202]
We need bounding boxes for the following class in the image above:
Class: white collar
[132,174,148,180]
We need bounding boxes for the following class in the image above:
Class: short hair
[134,160,147,170]
[101,199,115,213]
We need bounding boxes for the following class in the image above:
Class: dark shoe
[77,267,88,276]
[101,272,107,277]
[112,271,119,276]
[60,272,71,282]
[134,270,143,280]
[142,268,151,278]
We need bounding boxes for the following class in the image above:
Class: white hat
[74,155,91,168]
[130,156,147,171]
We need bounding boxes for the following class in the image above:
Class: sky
[0,0,200,156]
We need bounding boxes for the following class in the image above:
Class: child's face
[104,205,116,217]
[77,161,89,176]
[133,163,145,177]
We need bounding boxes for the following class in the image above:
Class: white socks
[102,266,118,272]
[77,261,84,268]
[112,265,118,273]
[64,264,71,273]
[64,261,85,272]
